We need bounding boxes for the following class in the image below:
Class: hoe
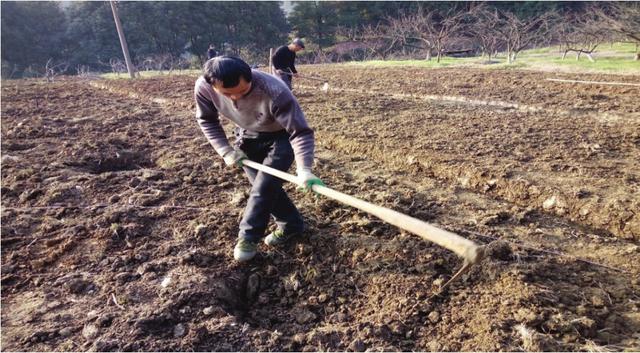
[281,70,330,92]
[242,160,486,291]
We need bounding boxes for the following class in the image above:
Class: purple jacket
[194,70,314,169]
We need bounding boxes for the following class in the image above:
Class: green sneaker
[234,239,258,262]
[264,229,300,246]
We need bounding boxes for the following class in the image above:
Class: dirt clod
[81,324,99,340]
[203,306,215,315]
[349,338,366,352]
[486,240,513,261]
[590,294,607,307]
[428,311,440,323]
[174,323,186,338]
[292,333,306,345]
[194,224,209,238]
[58,327,73,337]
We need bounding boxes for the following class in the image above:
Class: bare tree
[376,7,469,62]
[494,11,556,63]
[359,23,403,60]
[407,8,469,62]
[398,11,436,60]
[166,56,189,74]
[2,63,21,80]
[594,2,640,60]
[313,48,342,64]
[22,65,40,79]
[468,5,503,60]
[75,65,90,77]
[431,8,470,62]
[335,25,359,42]
[104,58,127,76]
[556,10,609,62]
[97,58,128,76]
[332,26,374,62]
[141,54,174,73]
[44,58,69,82]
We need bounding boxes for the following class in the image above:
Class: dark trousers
[278,73,292,89]
[236,131,304,243]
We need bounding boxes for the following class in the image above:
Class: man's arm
[290,52,297,74]
[271,91,314,169]
[194,82,234,157]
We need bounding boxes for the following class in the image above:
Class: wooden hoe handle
[280,70,326,82]
[242,160,484,265]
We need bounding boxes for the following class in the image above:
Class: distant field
[100,43,638,81]
[102,69,200,80]
[346,42,640,75]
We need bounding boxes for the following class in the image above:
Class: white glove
[296,167,324,192]
[222,149,247,167]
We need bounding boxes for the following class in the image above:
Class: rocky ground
[1,66,639,351]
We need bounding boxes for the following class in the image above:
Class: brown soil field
[1,66,639,351]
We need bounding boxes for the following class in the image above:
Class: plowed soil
[2,66,639,351]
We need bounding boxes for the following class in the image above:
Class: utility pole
[269,48,274,74]
[110,0,136,78]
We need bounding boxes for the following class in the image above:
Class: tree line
[1,1,638,78]
[1,1,288,77]
[291,2,639,64]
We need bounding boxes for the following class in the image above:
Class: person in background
[271,38,305,89]
[194,56,323,262]
[207,44,218,59]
